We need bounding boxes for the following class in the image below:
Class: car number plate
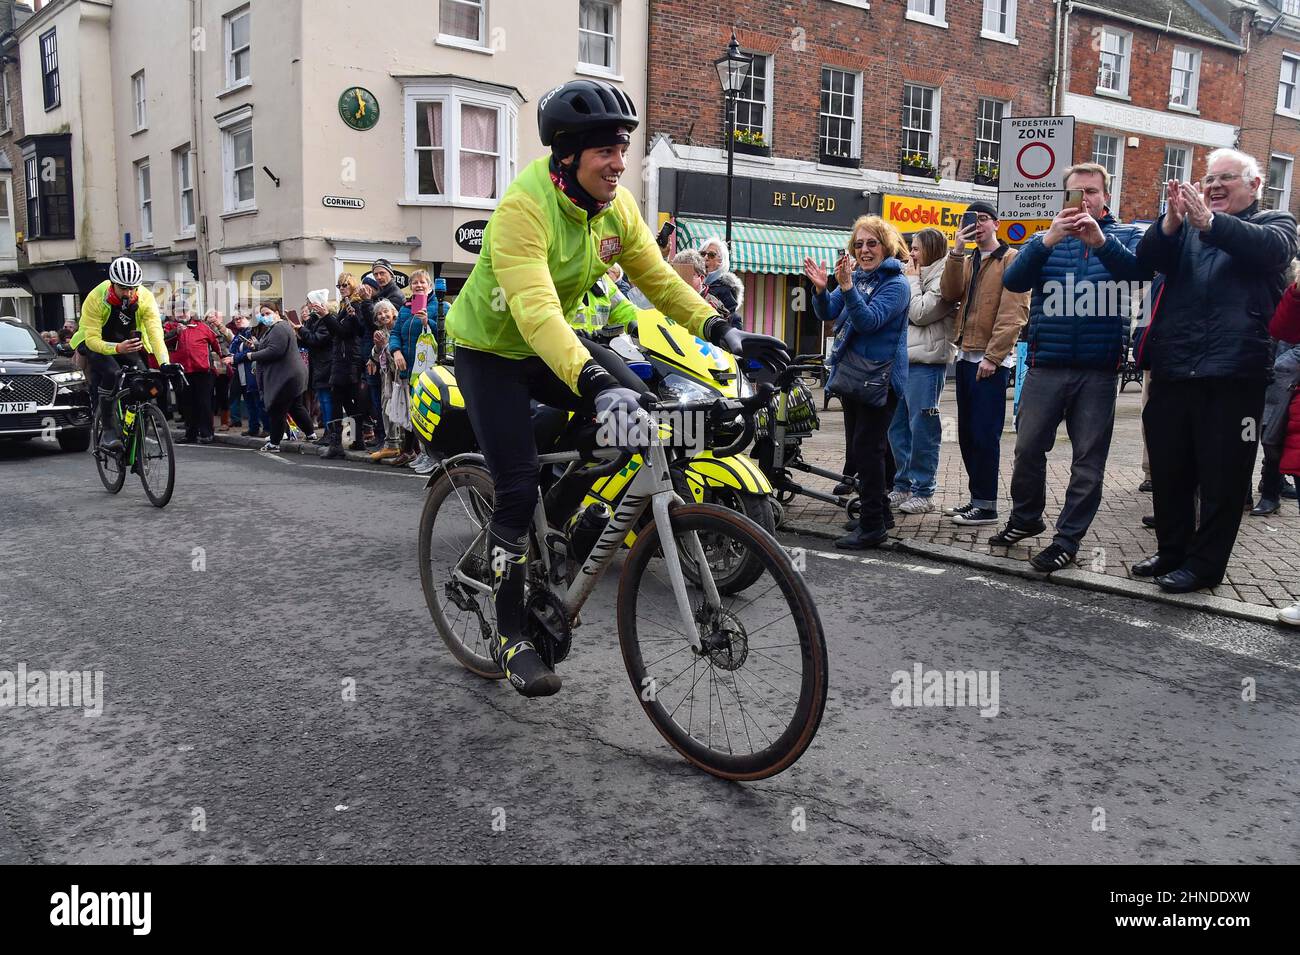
[0,401,36,414]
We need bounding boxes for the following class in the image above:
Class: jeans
[244,394,268,434]
[889,362,946,498]
[367,372,386,444]
[954,359,1010,510]
[316,387,334,434]
[1009,367,1118,554]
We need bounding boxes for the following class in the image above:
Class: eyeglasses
[336,283,350,289]
[974,214,994,224]
[702,250,720,259]
[1201,172,1243,186]
[853,238,882,250]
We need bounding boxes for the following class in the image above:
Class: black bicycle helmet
[538,79,639,149]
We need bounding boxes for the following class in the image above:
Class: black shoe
[831,479,855,496]
[885,512,896,530]
[1244,495,1255,513]
[1030,543,1074,573]
[1138,479,1152,492]
[1282,480,1298,500]
[943,501,976,516]
[98,434,124,454]
[1131,553,1183,578]
[1141,514,1155,528]
[1155,567,1216,594]
[315,433,331,446]
[952,506,998,526]
[843,519,856,531]
[835,527,889,550]
[175,435,193,444]
[495,637,562,698]
[197,435,214,445]
[318,444,345,460]
[988,518,1047,546]
[1251,498,1280,517]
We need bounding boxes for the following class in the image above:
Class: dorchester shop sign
[666,170,868,228]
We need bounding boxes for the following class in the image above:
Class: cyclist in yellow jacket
[445,78,788,697]
[70,256,172,451]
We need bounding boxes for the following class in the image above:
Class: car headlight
[660,373,717,404]
[49,371,85,385]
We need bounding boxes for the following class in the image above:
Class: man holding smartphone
[939,202,1030,526]
[993,163,1147,571]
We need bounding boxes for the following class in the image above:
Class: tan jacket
[940,244,1029,365]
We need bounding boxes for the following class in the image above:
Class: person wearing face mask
[939,202,1030,527]
[444,78,789,698]
[1131,148,1300,593]
[229,315,268,437]
[230,304,314,452]
[804,216,912,550]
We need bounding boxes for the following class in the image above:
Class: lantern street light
[714,31,752,248]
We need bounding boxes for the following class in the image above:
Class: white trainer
[1279,603,1300,627]
[898,495,935,515]
[887,490,912,509]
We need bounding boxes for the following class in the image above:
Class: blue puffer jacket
[1002,215,1147,371]
[388,305,439,382]
[812,258,911,396]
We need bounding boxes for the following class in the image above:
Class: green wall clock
[339,87,380,131]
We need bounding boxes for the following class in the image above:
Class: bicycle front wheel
[137,404,175,508]
[617,502,827,781]
[92,406,125,494]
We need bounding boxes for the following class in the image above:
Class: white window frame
[1091,131,1124,215]
[438,0,489,51]
[734,50,774,147]
[174,145,196,236]
[975,97,1008,180]
[1,70,11,133]
[1097,27,1132,97]
[135,159,153,243]
[1267,153,1294,212]
[1279,54,1300,118]
[577,0,619,76]
[906,0,947,28]
[981,0,1018,44]
[217,105,255,215]
[402,82,520,209]
[1158,144,1191,214]
[818,67,862,161]
[132,70,147,131]
[1168,46,1200,112]
[0,176,15,264]
[901,82,941,168]
[223,5,251,92]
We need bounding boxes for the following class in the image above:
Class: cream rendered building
[105,0,649,315]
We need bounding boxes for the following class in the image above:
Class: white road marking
[805,548,945,575]
[178,443,423,478]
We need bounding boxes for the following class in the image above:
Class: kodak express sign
[883,194,968,241]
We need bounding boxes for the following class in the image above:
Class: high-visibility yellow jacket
[446,156,716,393]
[69,281,169,363]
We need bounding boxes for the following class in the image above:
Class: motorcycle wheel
[676,475,777,595]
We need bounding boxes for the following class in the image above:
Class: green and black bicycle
[92,364,187,508]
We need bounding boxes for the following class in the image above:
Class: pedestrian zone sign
[998,115,1075,220]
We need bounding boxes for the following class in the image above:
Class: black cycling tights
[455,341,645,545]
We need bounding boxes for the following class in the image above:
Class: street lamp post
[714,32,752,250]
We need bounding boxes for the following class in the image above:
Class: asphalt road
[1,437,1297,864]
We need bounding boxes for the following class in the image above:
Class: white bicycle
[418,388,828,780]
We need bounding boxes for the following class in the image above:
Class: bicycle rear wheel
[137,404,175,507]
[418,463,505,679]
[617,502,827,781]
[92,406,125,494]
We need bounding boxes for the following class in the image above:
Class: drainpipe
[190,0,208,305]
[1050,0,1063,114]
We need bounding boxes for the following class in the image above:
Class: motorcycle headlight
[737,372,755,399]
[660,373,717,404]
[49,371,86,385]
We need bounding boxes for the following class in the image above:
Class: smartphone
[410,292,429,315]
[129,329,142,341]
[1064,188,1085,211]
[960,210,979,232]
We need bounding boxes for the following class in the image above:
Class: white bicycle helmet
[108,256,143,288]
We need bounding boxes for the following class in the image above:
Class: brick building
[1211,0,1300,215]
[0,0,34,324]
[644,0,1057,350]
[1058,0,1245,224]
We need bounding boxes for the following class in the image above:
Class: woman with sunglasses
[804,216,912,549]
[698,237,745,317]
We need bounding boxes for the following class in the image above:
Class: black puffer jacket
[321,299,370,387]
[297,313,335,390]
[374,280,405,314]
[1135,202,1300,380]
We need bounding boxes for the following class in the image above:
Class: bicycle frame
[446,439,721,651]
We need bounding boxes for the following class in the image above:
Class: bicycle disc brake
[696,607,748,671]
[524,587,572,668]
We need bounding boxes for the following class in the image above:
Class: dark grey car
[0,319,93,452]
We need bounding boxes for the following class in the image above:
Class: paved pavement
[780,384,1300,616]
[1,438,1297,863]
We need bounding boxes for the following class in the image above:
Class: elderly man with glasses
[1132,148,1300,593]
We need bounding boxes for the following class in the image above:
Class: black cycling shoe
[496,636,562,698]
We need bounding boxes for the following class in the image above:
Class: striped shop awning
[675,217,851,276]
